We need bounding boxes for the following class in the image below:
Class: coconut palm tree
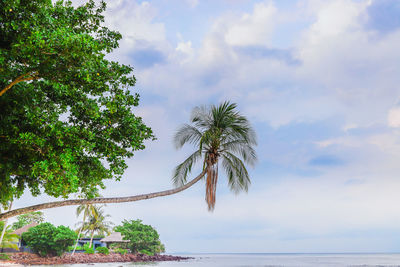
[72,202,99,255]
[0,101,257,219]
[0,221,19,252]
[173,101,257,210]
[77,206,113,248]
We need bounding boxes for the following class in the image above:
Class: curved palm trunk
[72,213,86,255]
[0,170,206,220]
[0,201,13,251]
[89,230,95,249]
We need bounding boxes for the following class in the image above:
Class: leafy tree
[76,206,113,248]
[173,101,257,210]
[11,211,44,230]
[0,221,19,252]
[21,222,77,257]
[115,219,165,255]
[0,0,153,207]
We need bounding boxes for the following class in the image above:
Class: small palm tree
[0,221,19,252]
[77,206,113,248]
[72,196,100,255]
[173,101,257,210]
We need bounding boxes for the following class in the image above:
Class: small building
[76,237,106,249]
[100,232,129,248]
[9,222,38,252]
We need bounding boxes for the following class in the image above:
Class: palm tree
[0,102,257,219]
[0,201,12,248]
[0,221,19,252]
[77,206,113,248]
[72,202,99,255]
[173,101,257,210]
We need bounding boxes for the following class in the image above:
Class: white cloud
[224,2,277,46]
[388,107,400,128]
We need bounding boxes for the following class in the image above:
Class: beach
[0,252,191,266]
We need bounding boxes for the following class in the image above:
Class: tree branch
[0,170,206,220]
[0,72,39,97]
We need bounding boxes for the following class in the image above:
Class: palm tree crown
[173,101,257,211]
[76,205,113,248]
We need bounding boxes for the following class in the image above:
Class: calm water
[29,253,400,267]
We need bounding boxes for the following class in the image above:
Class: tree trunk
[0,201,13,249]
[0,170,206,220]
[89,230,95,249]
[72,213,86,255]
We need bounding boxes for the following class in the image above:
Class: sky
[10,0,400,253]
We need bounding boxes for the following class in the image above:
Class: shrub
[96,246,109,255]
[84,247,95,254]
[114,248,128,255]
[83,243,92,250]
[22,223,77,257]
[109,242,129,250]
[0,253,10,260]
[68,245,84,251]
[114,219,165,255]
[139,249,154,256]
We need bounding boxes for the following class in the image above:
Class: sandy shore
[0,252,192,266]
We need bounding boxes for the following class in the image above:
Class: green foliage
[0,221,19,250]
[173,101,257,210]
[0,253,10,260]
[113,247,128,255]
[11,211,44,230]
[96,246,109,255]
[109,242,129,250]
[139,249,154,256]
[0,0,153,207]
[84,247,95,254]
[83,243,92,250]
[76,206,113,243]
[115,219,165,255]
[21,222,77,257]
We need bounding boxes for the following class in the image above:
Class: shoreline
[0,252,193,266]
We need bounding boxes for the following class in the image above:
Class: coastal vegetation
[11,211,44,230]
[21,222,77,256]
[75,205,113,248]
[0,0,153,209]
[115,219,165,256]
[0,221,19,251]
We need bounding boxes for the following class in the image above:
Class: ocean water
[30,253,400,267]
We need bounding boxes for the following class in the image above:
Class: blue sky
[12,0,400,253]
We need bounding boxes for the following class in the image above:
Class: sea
[28,253,400,267]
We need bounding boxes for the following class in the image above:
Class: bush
[109,242,129,250]
[96,246,109,255]
[114,219,165,255]
[22,223,77,257]
[68,245,84,251]
[0,253,10,260]
[139,249,154,256]
[114,248,128,255]
[84,247,95,254]
[83,243,92,250]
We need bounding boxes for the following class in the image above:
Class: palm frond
[221,139,257,166]
[174,124,202,149]
[222,152,251,193]
[191,105,212,130]
[172,149,202,186]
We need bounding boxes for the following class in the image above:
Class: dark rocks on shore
[1,252,193,265]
